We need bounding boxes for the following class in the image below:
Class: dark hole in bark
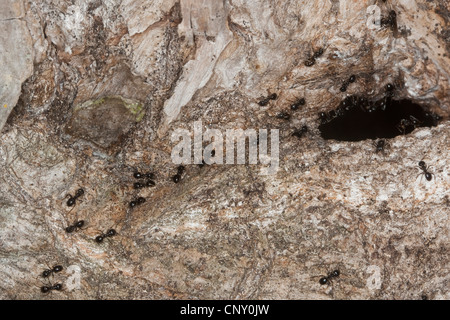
[319,96,440,141]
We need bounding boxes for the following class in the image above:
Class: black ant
[381,10,397,31]
[418,161,433,181]
[319,109,339,124]
[385,83,395,97]
[66,188,84,207]
[134,179,155,189]
[129,197,146,208]
[276,112,290,120]
[41,283,63,294]
[290,98,305,111]
[425,112,442,126]
[65,220,85,233]
[257,93,277,106]
[95,229,117,243]
[396,115,421,134]
[258,97,270,106]
[313,47,324,59]
[268,93,277,100]
[304,59,315,67]
[340,75,356,92]
[304,48,324,67]
[319,112,330,124]
[42,265,63,278]
[172,165,185,183]
[373,139,390,154]
[385,83,394,92]
[199,150,216,168]
[134,172,155,180]
[133,182,144,189]
[292,125,308,139]
[319,269,340,285]
[145,180,155,187]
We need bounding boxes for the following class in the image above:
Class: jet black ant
[65,220,85,233]
[268,93,277,100]
[304,59,315,67]
[304,48,324,67]
[42,265,63,278]
[292,125,308,139]
[319,269,340,285]
[290,98,305,111]
[129,197,146,208]
[172,165,185,183]
[95,228,117,243]
[373,139,390,154]
[133,182,144,189]
[381,10,397,31]
[41,283,63,294]
[313,47,324,59]
[319,112,330,124]
[424,112,442,126]
[258,93,277,106]
[396,115,421,134]
[134,172,155,180]
[418,161,433,181]
[66,188,84,207]
[134,179,155,189]
[199,150,216,168]
[340,75,356,92]
[258,97,270,106]
[276,112,291,120]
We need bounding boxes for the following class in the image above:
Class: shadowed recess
[319,96,441,141]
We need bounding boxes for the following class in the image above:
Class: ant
[290,98,305,111]
[65,220,85,233]
[134,182,144,189]
[134,180,155,189]
[304,47,324,67]
[95,228,117,243]
[385,83,395,97]
[276,112,291,120]
[396,115,421,134]
[304,59,315,67]
[313,47,324,59]
[129,197,146,208]
[385,83,394,92]
[133,171,156,188]
[134,172,155,180]
[319,269,340,285]
[425,112,442,126]
[172,165,185,183]
[199,150,216,168]
[258,97,270,106]
[268,93,277,100]
[319,109,339,124]
[340,75,356,92]
[42,265,63,278]
[257,93,277,106]
[381,10,397,31]
[292,125,308,139]
[319,112,330,124]
[373,139,390,154]
[418,161,433,181]
[40,283,63,294]
[66,188,84,207]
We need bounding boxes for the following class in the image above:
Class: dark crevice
[319,96,441,141]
